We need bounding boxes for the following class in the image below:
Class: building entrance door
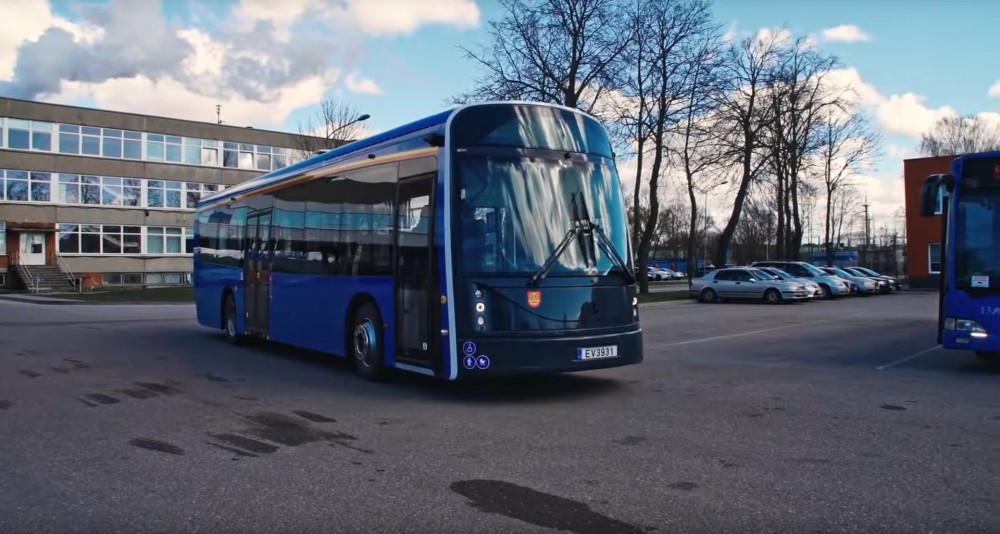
[19,233,46,265]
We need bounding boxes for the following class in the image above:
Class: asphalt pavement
[0,292,997,533]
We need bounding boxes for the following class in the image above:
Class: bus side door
[244,211,273,336]
[394,174,436,364]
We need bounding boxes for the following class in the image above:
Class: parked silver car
[690,267,812,304]
[750,260,853,299]
[755,266,823,299]
[820,267,880,295]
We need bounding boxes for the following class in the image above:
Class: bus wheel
[223,293,243,345]
[351,302,387,381]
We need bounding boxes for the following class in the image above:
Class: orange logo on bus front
[527,290,541,308]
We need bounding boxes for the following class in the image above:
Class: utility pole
[862,195,871,268]
[216,104,222,125]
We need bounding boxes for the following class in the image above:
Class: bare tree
[918,115,1000,156]
[293,98,369,160]
[451,0,630,118]
[816,109,880,266]
[762,36,841,259]
[672,39,728,280]
[830,182,861,252]
[620,0,718,293]
[709,30,783,269]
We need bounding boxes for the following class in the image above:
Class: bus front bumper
[942,330,998,352]
[453,328,643,378]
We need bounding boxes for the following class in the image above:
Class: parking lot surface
[0,292,997,533]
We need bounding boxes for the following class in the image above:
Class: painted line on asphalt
[876,345,942,370]
[658,325,794,348]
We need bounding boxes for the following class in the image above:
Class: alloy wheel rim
[353,320,377,367]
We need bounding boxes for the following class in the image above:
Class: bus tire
[222,292,243,345]
[351,302,387,381]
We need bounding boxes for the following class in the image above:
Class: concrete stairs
[15,264,77,293]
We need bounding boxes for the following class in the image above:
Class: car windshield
[801,263,827,276]
[750,268,777,280]
[768,267,794,279]
[954,190,1000,289]
[456,153,630,277]
[826,267,854,278]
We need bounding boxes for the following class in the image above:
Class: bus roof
[197,107,455,209]
[196,100,601,210]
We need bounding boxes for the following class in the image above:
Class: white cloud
[820,24,871,43]
[989,80,1000,98]
[876,93,956,138]
[232,0,480,38]
[49,74,333,130]
[0,0,479,133]
[825,67,956,139]
[344,73,381,95]
[346,0,480,36]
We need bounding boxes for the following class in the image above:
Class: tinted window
[451,104,613,158]
[271,162,398,276]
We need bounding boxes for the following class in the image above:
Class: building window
[0,170,52,202]
[58,224,141,254]
[3,117,300,171]
[6,119,53,151]
[928,243,941,274]
[0,221,6,255]
[147,227,185,254]
[147,180,183,208]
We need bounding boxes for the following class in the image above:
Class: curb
[0,294,192,306]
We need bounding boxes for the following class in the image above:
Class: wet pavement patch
[204,410,361,458]
[128,438,184,455]
[450,479,646,534]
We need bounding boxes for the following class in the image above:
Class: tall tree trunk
[714,141,752,268]
[631,135,646,292]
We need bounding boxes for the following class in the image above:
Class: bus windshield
[955,190,1000,289]
[457,153,630,278]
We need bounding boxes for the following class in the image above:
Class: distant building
[903,154,952,288]
[0,97,322,291]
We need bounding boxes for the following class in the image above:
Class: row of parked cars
[688,260,902,304]
[647,266,686,280]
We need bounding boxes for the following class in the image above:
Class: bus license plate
[577,345,618,360]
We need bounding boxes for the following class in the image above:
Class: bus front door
[395,174,437,366]
[244,211,272,337]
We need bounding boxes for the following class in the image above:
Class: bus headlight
[632,296,638,320]
[945,318,987,334]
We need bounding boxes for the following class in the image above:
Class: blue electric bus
[918,151,1000,360]
[193,101,643,380]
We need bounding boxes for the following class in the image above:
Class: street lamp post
[315,113,371,154]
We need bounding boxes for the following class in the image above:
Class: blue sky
[2,0,999,223]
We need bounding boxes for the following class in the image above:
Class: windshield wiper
[527,224,581,287]
[575,191,635,284]
[527,193,636,287]
[591,220,637,284]
[528,192,588,287]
